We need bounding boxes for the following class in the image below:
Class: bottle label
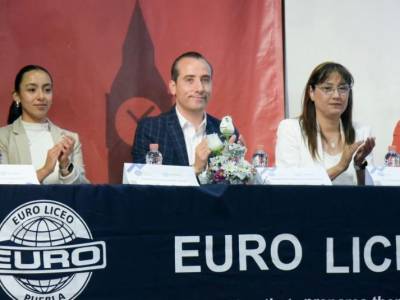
[252,153,267,168]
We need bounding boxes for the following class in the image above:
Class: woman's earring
[15,101,20,108]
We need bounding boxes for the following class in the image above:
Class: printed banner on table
[0,0,284,183]
[0,184,398,299]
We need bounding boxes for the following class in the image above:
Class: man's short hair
[170,51,213,82]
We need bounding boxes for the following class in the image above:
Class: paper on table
[255,166,332,185]
[0,165,39,184]
[122,163,199,186]
[366,166,400,186]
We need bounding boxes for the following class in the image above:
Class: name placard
[0,165,39,184]
[122,163,199,186]
[366,166,400,186]
[255,166,332,185]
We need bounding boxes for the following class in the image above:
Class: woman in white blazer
[276,62,375,185]
[0,65,89,184]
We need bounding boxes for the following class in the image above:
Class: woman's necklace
[328,138,338,149]
[323,133,341,151]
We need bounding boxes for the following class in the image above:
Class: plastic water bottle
[252,145,268,167]
[145,144,163,165]
[384,145,400,167]
[395,149,400,167]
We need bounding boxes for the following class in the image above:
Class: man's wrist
[193,165,203,175]
[193,162,207,175]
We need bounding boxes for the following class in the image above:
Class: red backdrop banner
[0,0,284,183]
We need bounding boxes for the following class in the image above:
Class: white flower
[204,119,254,184]
[207,133,224,152]
[220,116,235,137]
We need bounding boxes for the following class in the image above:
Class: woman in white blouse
[276,62,375,185]
[0,65,89,184]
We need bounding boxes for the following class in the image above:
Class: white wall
[284,0,400,164]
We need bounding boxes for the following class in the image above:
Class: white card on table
[123,163,199,186]
[0,165,39,184]
[255,166,332,185]
[366,166,400,186]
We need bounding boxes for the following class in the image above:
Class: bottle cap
[149,143,159,151]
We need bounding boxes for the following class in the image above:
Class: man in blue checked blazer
[132,51,238,175]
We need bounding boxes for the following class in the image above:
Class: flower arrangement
[203,116,255,184]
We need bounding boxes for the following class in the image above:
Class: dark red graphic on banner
[107,2,171,183]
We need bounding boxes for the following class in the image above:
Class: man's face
[169,57,212,114]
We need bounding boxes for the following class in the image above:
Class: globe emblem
[0,200,106,300]
[10,216,77,294]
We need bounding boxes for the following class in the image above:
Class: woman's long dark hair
[7,65,53,124]
[299,62,355,159]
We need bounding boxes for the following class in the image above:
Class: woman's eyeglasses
[316,84,351,96]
